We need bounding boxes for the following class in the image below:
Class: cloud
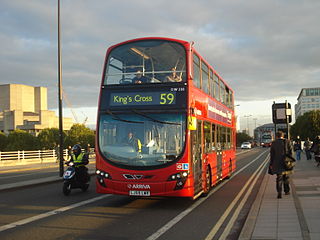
[1,0,320,116]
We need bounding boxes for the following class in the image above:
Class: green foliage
[236,132,252,147]
[1,124,95,151]
[64,124,95,148]
[0,132,7,151]
[6,129,39,151]
[290,110,320,140]
[37,128,66,149]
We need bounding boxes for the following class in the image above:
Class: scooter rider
[69,144,89,182]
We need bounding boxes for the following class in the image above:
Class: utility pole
[244,115,252,136]
[253,118,257,139]
[58,0,64,177]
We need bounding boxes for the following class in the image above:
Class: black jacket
[310,138,320,155]
[270,138,293,174]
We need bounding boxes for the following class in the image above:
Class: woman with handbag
[269,131,294,199]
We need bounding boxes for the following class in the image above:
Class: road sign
[272,102,292,124]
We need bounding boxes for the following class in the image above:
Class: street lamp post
[58,0,64,177]
[244,115,252,136]
[253,118,257,139]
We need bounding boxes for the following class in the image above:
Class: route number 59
[160,93,175,104]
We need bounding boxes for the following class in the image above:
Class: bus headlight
[167,172,189,190]
[96,169,111,188]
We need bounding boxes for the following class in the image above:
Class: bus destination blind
[109,91,177,106]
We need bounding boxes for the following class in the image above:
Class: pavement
[240,152,320,240]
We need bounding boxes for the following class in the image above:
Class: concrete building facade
[0,84,73,135]
[295,87,320,119]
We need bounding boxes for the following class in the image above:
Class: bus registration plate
[129,190,150,196]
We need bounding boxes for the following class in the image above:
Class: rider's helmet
[72,144,82,156]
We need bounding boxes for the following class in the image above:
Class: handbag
[284,155,296,171]
[283,140,296,171]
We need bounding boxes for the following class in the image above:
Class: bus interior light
[130,48,150,59]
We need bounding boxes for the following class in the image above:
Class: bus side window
[226,128,231,149]
[204,121,211,153]
[210,69,214,99]
[221,126,227,150]
[193,53,201,89]
[211,123,216,151]
[216,125,222,151]
[214,74,219,101]
[202,63,209,95]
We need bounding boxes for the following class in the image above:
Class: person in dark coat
[304,137,312,160]
[310,135,320,166]
[269,131,293,199]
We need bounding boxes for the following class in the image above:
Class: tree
[0,132,7,151]
[290,110,320,140]
[6,129,39,151]
[37,128,65,149]
[236,132,252,147]
[65,124,95,148]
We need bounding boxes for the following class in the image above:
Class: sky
[1,0,319,134]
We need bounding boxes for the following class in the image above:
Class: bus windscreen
[104,40,186,85]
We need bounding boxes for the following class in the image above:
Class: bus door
[191,120,203,194]
[216,126,223,180]
[216,149,223,180]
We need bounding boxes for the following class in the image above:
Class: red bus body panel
[96,37,236,198]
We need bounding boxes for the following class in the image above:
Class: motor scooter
[62,161,90,196]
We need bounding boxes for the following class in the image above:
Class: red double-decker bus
[96,37,236,199]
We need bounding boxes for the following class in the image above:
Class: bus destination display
[110,91,177,106]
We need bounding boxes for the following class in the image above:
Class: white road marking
[206,156,269,240]
[0,195,110,232]
[146,150,269,240]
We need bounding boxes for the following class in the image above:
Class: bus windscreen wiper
[106,110,144,124]
[131,109,181,125]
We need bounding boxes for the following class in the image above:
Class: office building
[295,87,320,119]
[0,84,73,135]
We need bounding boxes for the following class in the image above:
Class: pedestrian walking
[293,136,302,160]
[310,136,320,167]
[304,137,312,160]
[269,131,294,199]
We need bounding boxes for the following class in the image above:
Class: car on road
[241,142,252,149]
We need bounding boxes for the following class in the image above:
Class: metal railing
[0,149,95,165]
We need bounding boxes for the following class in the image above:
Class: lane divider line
[217,156,269,240]
[204,155,269,240]
[0,195,110,233]
[145,150,269,240]
[0,149,269,236]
